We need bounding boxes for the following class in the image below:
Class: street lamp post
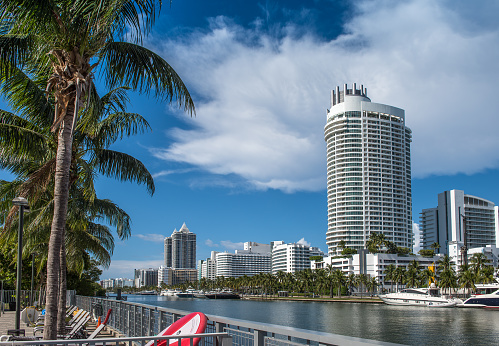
[30,253,35,306]
[460,213,468,268]
[12,197,29,331]
[0,279,4,317]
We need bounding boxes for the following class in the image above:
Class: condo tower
[324,84,412,256]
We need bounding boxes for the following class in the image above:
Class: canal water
[127,295,499,345]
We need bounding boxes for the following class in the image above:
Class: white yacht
[175,288,197,298]
[456,288,499,308]
[378,286,457,307]
[160,289,182,296]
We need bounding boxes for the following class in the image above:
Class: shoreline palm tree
[383,264,396,292]
[1,1,194,338]
[331,269,346,298]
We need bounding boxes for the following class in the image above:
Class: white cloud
[220,240,245,250]
[205,239,219,247]
[152,168,196,179]
[296,238,311,247]
[134,234,165,242]
[413,223,421,253]
[204,239,244,250]
[151,0,499,192]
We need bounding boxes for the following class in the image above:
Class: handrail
[0,332,232,346]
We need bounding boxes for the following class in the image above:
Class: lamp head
[12,196,29,207]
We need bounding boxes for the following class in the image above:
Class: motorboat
[160,289,182,296]
[176,288,197,298]
[204,291,240,299]
[378,287,457,307]
[456,288,499,308]
[194,290,207,299]
[139,290,157,295]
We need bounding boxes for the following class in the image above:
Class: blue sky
[4,0,499,280]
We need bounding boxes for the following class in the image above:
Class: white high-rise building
[314,252,442,292]
[101,278,133,289]
[420,189,499,265]
[200,251,218,280]
[324,83,412,256]
[164,223,196,269]
[215,242,272,278]
[134,268,158,288]
[271,241,324,274]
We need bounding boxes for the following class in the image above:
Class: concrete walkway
[0,310,34,337]
[0,309,119,340]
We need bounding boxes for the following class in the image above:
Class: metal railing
[0,290,75,307]
[76,296,403,346]
[0,333,232,346]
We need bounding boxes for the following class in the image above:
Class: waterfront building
[102,278,134,289]
[420,189,499,266]
[164,223,196,269]
[134,268,158,288]
[272,241,325,274]
[315,252,441,292]
[467,246,499,267]
[215,242,272,278]
[200,251,218,280]
[324,83,412,256]
[158,266,197,286]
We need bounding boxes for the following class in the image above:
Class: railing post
[254,329,266,346]
[215,321,227,346]
[215,321,226,333]
[149,307,154,336]
[158,310,165,332]
[221,335,233,346]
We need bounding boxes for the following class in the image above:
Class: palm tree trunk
[57,240,67,335]
[43,111,74,340]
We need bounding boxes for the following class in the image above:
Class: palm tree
[477,265,495,284]
[0,79,154,334]
[393,267,406,291]
[430,242,440,253]
[405,260,420,288]
[356,274,368,298]
[420,268,435,288]
[346,273,356,296]
[383,264,396,292]
[325,264,335,297]
[469,253,490,283]
[331,269,346,298]
[367,277,379,297]
[1,1,194,338]
[314,268,328,297]
[458,264,476,296]
[366,232,386,254]
[437,254,453,272]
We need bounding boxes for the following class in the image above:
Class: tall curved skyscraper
[324,83,412,256]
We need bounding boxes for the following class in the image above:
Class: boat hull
[204,293,240,299]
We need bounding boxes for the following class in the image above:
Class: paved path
[0,309,119,340]
[0,310,34,337]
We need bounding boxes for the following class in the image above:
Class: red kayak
[145,312,208,346]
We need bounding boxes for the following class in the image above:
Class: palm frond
[0,64,53,126]
[93,148,155,195]
[89,198,131,240]
[0,119,49,169]
[101,42,195,114]
[90,112,151,148]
